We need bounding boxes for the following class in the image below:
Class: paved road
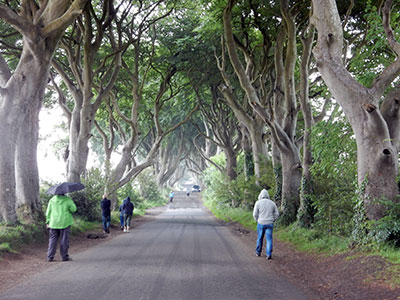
[1,192,309,300]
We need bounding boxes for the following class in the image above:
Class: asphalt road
[1,192,309,300]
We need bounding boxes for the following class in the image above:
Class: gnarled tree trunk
[0,0,87,223]
[312,0,400,220]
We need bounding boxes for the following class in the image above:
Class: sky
[38,106,67,182]
[37,106,109,183]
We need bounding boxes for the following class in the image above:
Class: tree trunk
[312,0,400,220]
[280,149,302,225]
[0,106,19,223]
[224,147,237,181]
[15,101,43,223]
[297,28,316,228]
[67,105,92,182]
[0,0,89,223]
[271,142,282,206]
[0,46,51,223]
[240,126,254,179]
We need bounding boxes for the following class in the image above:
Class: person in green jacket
[46,194,77,262]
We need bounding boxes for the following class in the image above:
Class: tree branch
[0,53,11,87]
[0,4,33,37]
[371,0,400,97]
[42,0,88,37]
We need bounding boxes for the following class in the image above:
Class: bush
[0,223,47,255]
[116,168,166,212]
[360,200,400,247]
[203,152,275,209]
[309,119,357,236]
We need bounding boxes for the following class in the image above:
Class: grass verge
[0,199,168,257]
[204,198,400,287]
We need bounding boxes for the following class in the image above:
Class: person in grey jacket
[253,189,279,259]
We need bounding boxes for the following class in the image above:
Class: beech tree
[222,0,304,223]
[311,0,400,220]
[155,130,188,187]
[51,0,120,182]
[0,0,88,223]
[196,85,242,182]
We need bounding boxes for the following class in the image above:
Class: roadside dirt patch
[227,221,400,300]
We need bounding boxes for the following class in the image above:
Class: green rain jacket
[46,195,77,229]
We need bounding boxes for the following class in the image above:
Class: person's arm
[253,202,259,222]
[69,198,77,213]
[273,203,279,221]
[45,199,52,227]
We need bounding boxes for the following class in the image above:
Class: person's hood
[258,189,270,200]
[52,195,69,204]
[124,196,131,203]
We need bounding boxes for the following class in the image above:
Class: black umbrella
[47,182,85,195]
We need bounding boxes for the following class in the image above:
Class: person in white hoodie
[253,189,279,259]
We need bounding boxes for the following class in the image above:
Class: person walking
[122,196,134,232]
[169,191,174,203]
[46,193,77,262]
[100,194,111,234]
[119,199,126,231]
[253,189,279,260]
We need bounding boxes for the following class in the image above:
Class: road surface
[1,192,309,300]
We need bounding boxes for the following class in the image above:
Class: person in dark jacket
[100,194,111,234]
[122,196,134,232]
[118,198,127,231]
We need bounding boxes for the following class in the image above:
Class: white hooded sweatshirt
[253,189,279,225]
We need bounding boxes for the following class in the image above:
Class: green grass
[369,245,400,264]
[71,217,100,234]
[204,199,256,231]
[0,242,14,253]
[0,197,168,258]
[0,223,47,255]
[275,224,350,254]
[205,197,400,287]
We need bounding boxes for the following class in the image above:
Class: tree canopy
[1,0,400,246]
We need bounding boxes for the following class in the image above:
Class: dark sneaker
[255,253,261,257]
[62,257,72,261]
[47,258,54,262]
[266,255,272,260]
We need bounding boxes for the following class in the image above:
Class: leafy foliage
[348,0,400,87]
[117,168,167,212]
[203,152,275,209]
[309,117,357,236]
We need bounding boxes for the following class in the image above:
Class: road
[1,192,309,300]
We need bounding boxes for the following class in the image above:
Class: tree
[311,0,400,220]
[223,0,304,223]
[0,0,88,223]
[196,85,242,181]
[51,0,120,182]
[155,130,188,187]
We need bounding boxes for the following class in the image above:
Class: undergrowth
[275,224,350,254]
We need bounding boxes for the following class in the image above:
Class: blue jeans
[120,214,124,227]
[102,215,111,232]
[256,223,274,257]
